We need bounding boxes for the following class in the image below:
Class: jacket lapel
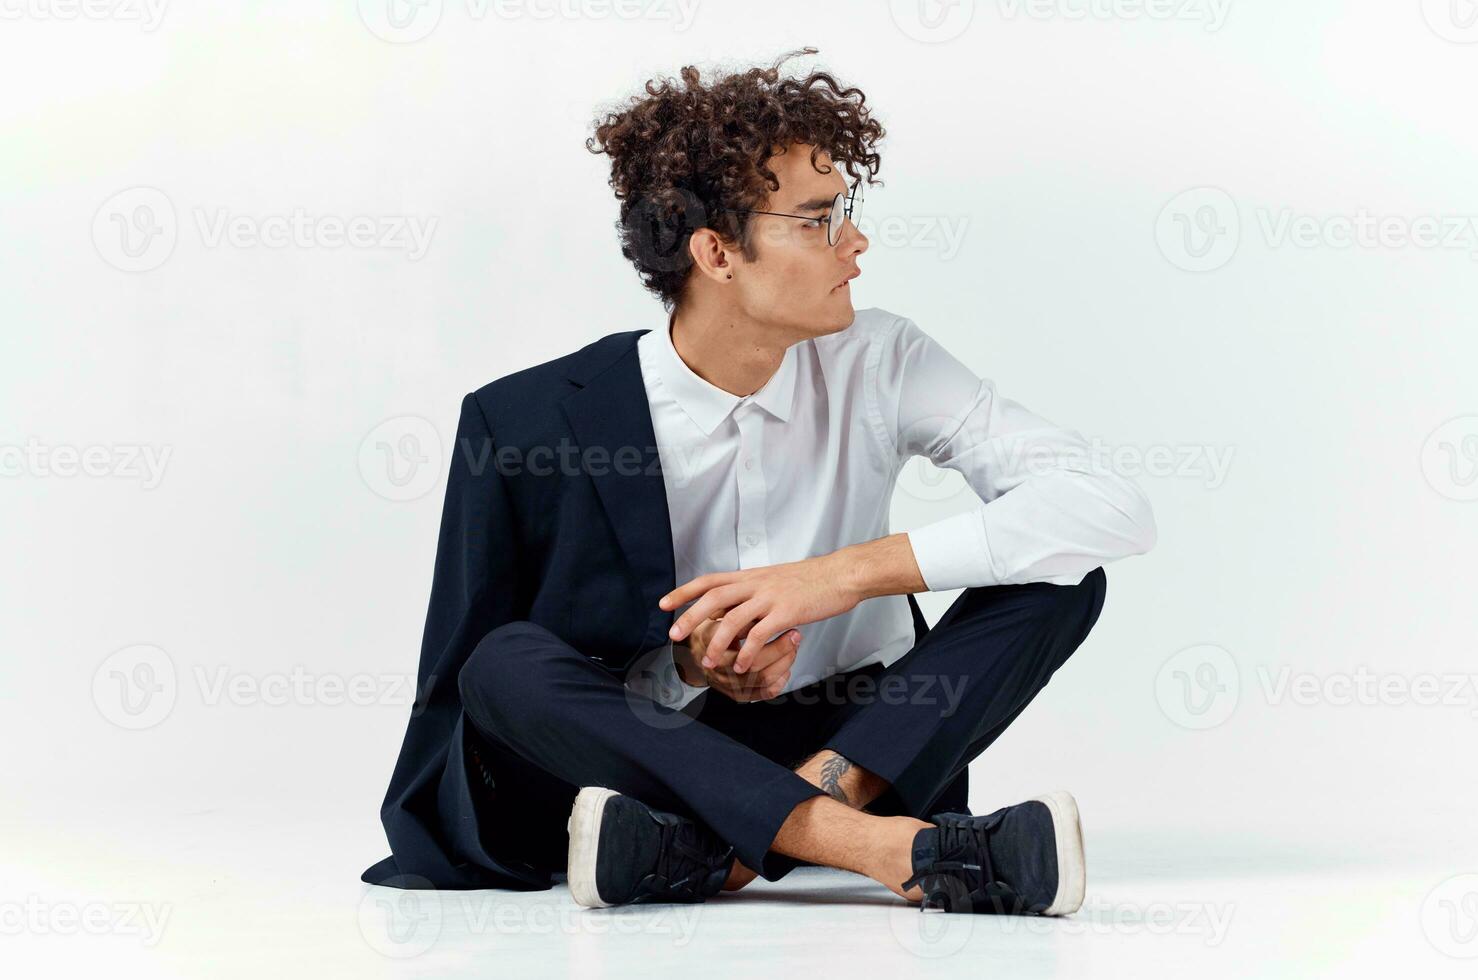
[559,333,676,649]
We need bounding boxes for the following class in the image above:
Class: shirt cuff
[906,508,1000,592]
[625,642,708,711]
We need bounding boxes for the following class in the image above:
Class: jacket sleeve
[362,392,548,890]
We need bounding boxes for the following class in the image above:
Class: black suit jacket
[362,329,931,890]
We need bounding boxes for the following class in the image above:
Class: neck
[668,299,796,397]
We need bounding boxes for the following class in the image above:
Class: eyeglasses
[721,178,865,248]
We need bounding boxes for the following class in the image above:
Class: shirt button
[743,457,753,470]
[745,534,758,546]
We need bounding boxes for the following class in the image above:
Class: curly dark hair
[585,47,886,311]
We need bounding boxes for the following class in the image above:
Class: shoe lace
[649,817,733,902]
[901,811,1022,913]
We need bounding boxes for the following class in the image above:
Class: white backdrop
[3,2,1476,976]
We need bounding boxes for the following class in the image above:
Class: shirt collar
[652,313,796,436]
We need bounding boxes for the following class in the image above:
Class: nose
[838,215,868,256]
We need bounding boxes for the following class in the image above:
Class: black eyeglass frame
[719,178,864,248]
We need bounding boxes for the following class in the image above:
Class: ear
[687,226,738,284]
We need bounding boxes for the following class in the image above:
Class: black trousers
[457,568,1108,881]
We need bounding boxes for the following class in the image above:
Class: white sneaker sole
[566,786,618,909]
[1032,790,1086,916]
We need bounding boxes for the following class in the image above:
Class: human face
[727,144,869,339]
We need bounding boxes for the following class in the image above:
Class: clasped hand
[660,555,862,702]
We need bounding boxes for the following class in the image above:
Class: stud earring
[726,273,733,279]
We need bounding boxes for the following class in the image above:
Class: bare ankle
[871,816,933,901]
[721,858,758,892]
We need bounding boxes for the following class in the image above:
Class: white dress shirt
[623,306,1156,710]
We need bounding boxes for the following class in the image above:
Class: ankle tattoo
[818,753,853,805]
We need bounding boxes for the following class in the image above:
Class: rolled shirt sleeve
[873,317,1157,591]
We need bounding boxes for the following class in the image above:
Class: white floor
[7,813,1476,979]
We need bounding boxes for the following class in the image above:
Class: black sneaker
[565,787,736,908]
[901,790,1086,916]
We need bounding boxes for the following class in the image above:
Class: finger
[711,671,761,703]
[745,658,792,700]
[735,612,791,674]
[660,572,736,613]
[704,599,763,668]
[669,583,746,641]
[743,629,801,675]
[762,668,792,699]
[753,651,795,689]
